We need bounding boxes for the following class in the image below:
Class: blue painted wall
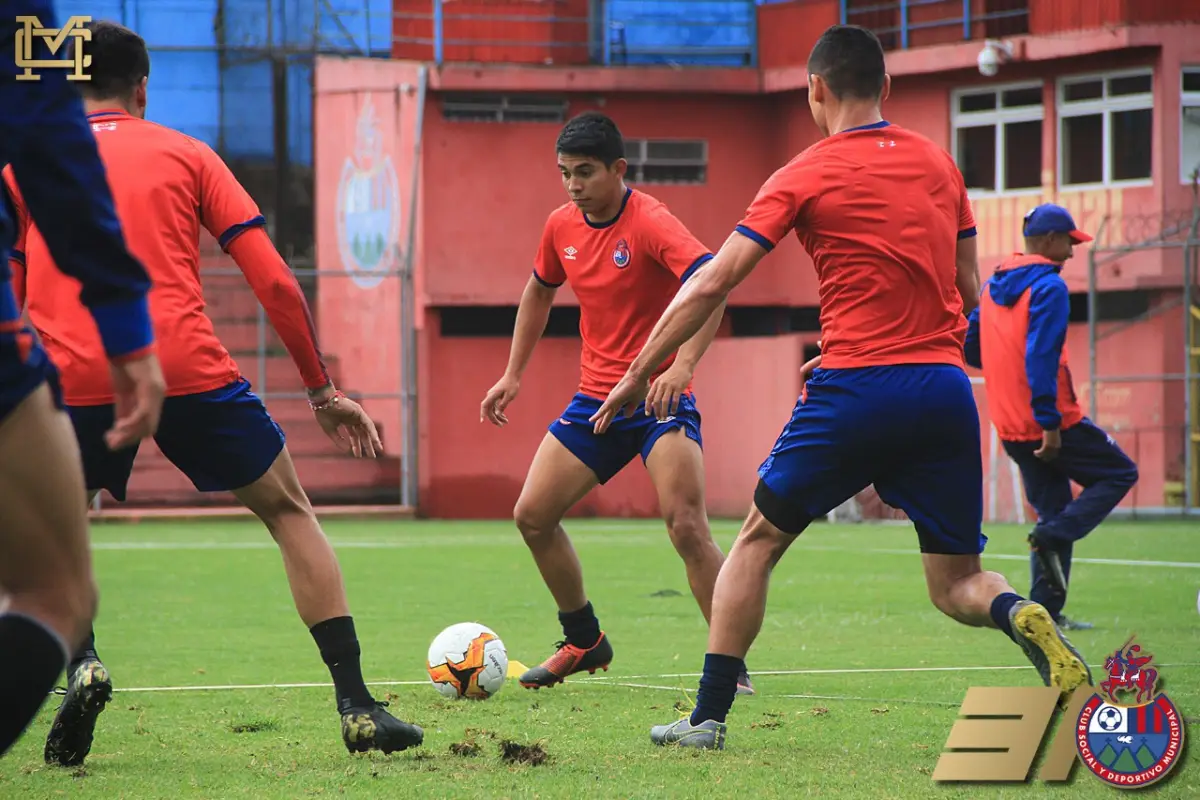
[603,0,757,66]
[54,0,391,166]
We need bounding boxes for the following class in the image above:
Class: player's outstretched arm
[590,231,765,432]
[481,274,556,426]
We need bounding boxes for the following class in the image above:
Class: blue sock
[690,653,743,725]
[990,592,1024,642]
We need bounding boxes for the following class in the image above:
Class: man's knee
[662,502,712,557]
[513,498,559,544]
[237,457,314,531]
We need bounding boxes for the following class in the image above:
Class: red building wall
[313,11,1198,518]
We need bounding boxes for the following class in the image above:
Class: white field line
[107,663,1198,694]
[88,538,1200,569]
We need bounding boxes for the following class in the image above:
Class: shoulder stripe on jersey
[532,268,563,289]
[734,224,775,252]
[218,215,267,251]
[958,226,978,240]
[8,249,24,267]
[680,253,713,284]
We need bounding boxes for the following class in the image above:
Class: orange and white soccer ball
[426,622,509,699]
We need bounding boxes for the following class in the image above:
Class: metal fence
[393,0,759,67]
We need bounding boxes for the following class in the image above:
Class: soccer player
[593,25,1092,750]
[5,20,421,763]
[0,1,165,758]
[480,111,753,694]
[964,204,1138,631]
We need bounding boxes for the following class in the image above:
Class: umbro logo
[563,246,578,260]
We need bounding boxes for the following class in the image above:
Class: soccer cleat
[518,633,613,689]
[1056,615,1094,631]
[650,717,726,750]
[341,702,424,754]
[736,669,755,696]
[1009,600,1092,699]
[44,657,113,767]
[1028,532,1069,597]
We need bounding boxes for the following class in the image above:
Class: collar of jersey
[582,186,633,229]
[842,120,891,133]
[86,108,132,120]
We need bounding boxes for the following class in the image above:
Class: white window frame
[1181,67,1200,184]
[950,81,1045,198]
[1056,67,1155,190]
[625,138,708,185]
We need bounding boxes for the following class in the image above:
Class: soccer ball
[1097,706,1123,731]
[426,622,508,699]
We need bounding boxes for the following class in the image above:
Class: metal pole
[1087,218,1106,420]
[1184,190,1200,511]
[399,67,427,509]
[432,0,443,65]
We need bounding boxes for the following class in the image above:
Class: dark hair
[807,25,886,101]
[72,20,150,99]
[556,111,624,165]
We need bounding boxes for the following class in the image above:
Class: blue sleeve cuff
[734,225,775,252]
[9,249,25,267]
[680,253,713,283]
[89,295,154,359]
[958,227,977,240]
[532,268,563,289]
[218,215,267,251]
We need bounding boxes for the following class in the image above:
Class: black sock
[0,613,69,757]
[990,592,1024,642]
[558,602,601,649]
[310,616,374,713]
[690,653,744,725]
[68,626,98,675]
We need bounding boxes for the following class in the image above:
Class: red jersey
[534,188,712,398]
[736,121,976,370]
[5,109,328,405]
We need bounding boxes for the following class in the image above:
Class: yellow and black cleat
[341,701,423,754]
[45,658,113,767]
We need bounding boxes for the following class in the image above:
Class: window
[950,82,1043,195]
[624,139,706,185]
[1057,70,1154,187]
[1182,68,1200,183]
[440,94,567,123]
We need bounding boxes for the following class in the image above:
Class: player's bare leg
[644,430,753,694]
[42,489,113,768]
[0,384,96,757]
[651,504,794,748]
[513,433,613,688]
[921,553,1091,697]
[233,448,422,754]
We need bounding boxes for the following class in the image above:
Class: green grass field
[1,518,1196,798]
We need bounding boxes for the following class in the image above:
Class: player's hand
[481,374,520,427]
[589,371,650,434]
[312,389,382,458]
[800,340,822,404]
[1034,428,1062,462]
[106,352,166,450]
[645,363,692,420]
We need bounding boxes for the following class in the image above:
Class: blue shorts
[755,365,986,555]
[548,392,703,484]
[69,378,285,501]
[0,327,62,423]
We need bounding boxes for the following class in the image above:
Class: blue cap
[1022,204,1092,243]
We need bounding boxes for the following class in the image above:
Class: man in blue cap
[965,203,1139,630]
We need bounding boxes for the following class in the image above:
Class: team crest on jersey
[336,99,401,290]
[1076,638,1185,790]
[613,239,631,268]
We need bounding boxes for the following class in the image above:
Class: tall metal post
[399,67,428,509]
